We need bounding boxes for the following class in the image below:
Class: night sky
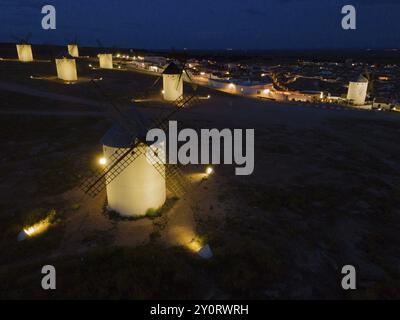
[0,0,399,50]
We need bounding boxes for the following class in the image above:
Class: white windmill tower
[101,124,166,217]
[55,52,78,82]
[347,74,368,106]
[162,62,183,101]
[80,81,201,218]
[96,39,113,69]
[13,33,34,62]
[67,36,79,58]
[144,51,197,103]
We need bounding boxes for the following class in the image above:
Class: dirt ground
[0,45,400,299]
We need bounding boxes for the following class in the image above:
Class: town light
[206,166,213,175]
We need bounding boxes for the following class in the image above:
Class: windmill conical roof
[162,62,182,75]
[350,74,368,83]
[102,125,133,148]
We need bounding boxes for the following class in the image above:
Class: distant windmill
[12,33,34,62]
[66,35,79,57]
[96,39,113,69]
[55,50,78,82]
[148,49,198,102]
[79,80,200,217]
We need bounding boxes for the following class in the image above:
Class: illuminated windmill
[80,81,201,217]
[147,50,198,103]
[96,39,113,69]
[13,33,34,62]
[162,62,183,101]
[55,51,78,82]
[66,36,80,58]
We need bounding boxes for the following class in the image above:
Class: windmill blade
[81,72,201,198]
[11,34,23,43]
[96,38,103,48]
[80,137,190,198]
[175,58,187,90]
[90,80,147,137]
[81,90,199,198]
[145,150,191,198]
[80,80,152,197]
[151,75,162,89]
[80,140,144,197]
[25,32,32,43]
[183,67,198,91]
[183,67,193,82]
[176,69,183,90]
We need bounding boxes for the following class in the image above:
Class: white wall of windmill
[103,143,166,218]
[16,44,33,62]
[163,74,183,101]
[98,53,113,69]
[56,58,78,81]
[67,44,79,57]
[347,81,368,105]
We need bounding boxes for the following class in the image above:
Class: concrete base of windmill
[198,244,213,259]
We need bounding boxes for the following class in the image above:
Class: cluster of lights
[115,54,131,59]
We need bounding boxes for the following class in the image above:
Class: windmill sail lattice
[80,81,195,198]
